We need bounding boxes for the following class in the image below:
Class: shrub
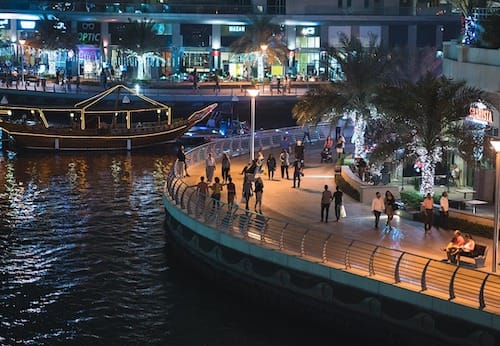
[400,190,423,210]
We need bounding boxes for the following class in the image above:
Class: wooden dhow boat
[0,84,217,151]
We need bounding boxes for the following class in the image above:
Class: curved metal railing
[163,126,500,314]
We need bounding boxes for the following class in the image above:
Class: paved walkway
[181,142,498,273]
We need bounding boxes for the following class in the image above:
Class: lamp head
[247,89,259,97]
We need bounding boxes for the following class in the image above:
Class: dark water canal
[0,148,369,345]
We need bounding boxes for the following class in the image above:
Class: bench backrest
[472,244,487,257]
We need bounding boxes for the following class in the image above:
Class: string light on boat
[157,109,161,124]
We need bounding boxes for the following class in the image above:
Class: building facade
[0,0,461,81]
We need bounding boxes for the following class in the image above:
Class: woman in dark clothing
[333,186,343,222]
[266,154,277,180]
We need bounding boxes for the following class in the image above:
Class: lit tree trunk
[351,112,366,158]
[418,148,439,196]
[258,54,264,81]
[137,54,145,80]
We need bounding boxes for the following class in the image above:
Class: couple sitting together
[443,230,475,264]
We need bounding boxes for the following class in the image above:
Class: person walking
[266,153,276,180]
[439,191,449,230]
[226,175,236,206]
[321,185,333,223]
[423,192,434,233]
[371,191,385,229]
[302,123,312,144]
[254,177,264,213]
[221,152,231,183]
[280,149,290,180]
[242,175,253,210]
[383,191,396,231]
[176,145,190,177]
[209,177,223,208]
[333,186,343,222]
[213,74,221,95]
[292,158,303,188]
[205,152,216,183]
[196,176,209,216]
[256,151,265,174]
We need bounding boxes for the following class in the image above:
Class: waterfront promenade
[2,80,497,270]
[180,141,498,273]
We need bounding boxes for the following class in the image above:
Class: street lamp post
[247,89,259,162]
[490,138,500,273]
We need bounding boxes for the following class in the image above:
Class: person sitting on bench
[442,230,465,264]
[456,233,475,262]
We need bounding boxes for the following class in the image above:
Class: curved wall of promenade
[162,126,500,346]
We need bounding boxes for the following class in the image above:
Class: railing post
[478,274,489,310]
[322,234,332,263]
[300,229,309,257]
[344,239,355,269]
[420,259,433,291]
[369,246,379,276]
[279,224,288,251]
[394,252,405,283]
[448,266,460,300]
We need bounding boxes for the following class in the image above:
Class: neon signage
[468,101,493,124]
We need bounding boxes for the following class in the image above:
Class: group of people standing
[423,191,450,232]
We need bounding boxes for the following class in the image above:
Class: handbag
[340,204,347,218]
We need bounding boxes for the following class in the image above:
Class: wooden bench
[457,244,488,268]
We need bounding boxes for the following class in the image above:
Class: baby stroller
[321,148,333,163]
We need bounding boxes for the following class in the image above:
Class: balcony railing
[0,1,456,16]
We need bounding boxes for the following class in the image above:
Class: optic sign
[78,22,101,44]
[468,101,493,124]
[0,19,10,29]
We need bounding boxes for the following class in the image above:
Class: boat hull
[0,124,190,151]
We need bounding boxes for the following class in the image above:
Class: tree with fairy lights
[292,33,390,158]
[117,18,166,80]
[451,0,479,45]
[375,73,483,195]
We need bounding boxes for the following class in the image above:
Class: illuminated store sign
[299,27,317,36]
[468,101,493,124]
[78,22,101,44]
[19,20,36,30]
[228,26,245,33]
[0,19,10,29]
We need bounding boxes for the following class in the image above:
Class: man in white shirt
[371,191,385,229]
[205,152,216,183]
[439,191,449,230]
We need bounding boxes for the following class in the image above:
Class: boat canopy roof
[73,84,171,113]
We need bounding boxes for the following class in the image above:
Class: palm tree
[25,15,78,51]
[229,15,287,80]
[375,73,484,195]
[292,33,390,158]
[116,18,166,80]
